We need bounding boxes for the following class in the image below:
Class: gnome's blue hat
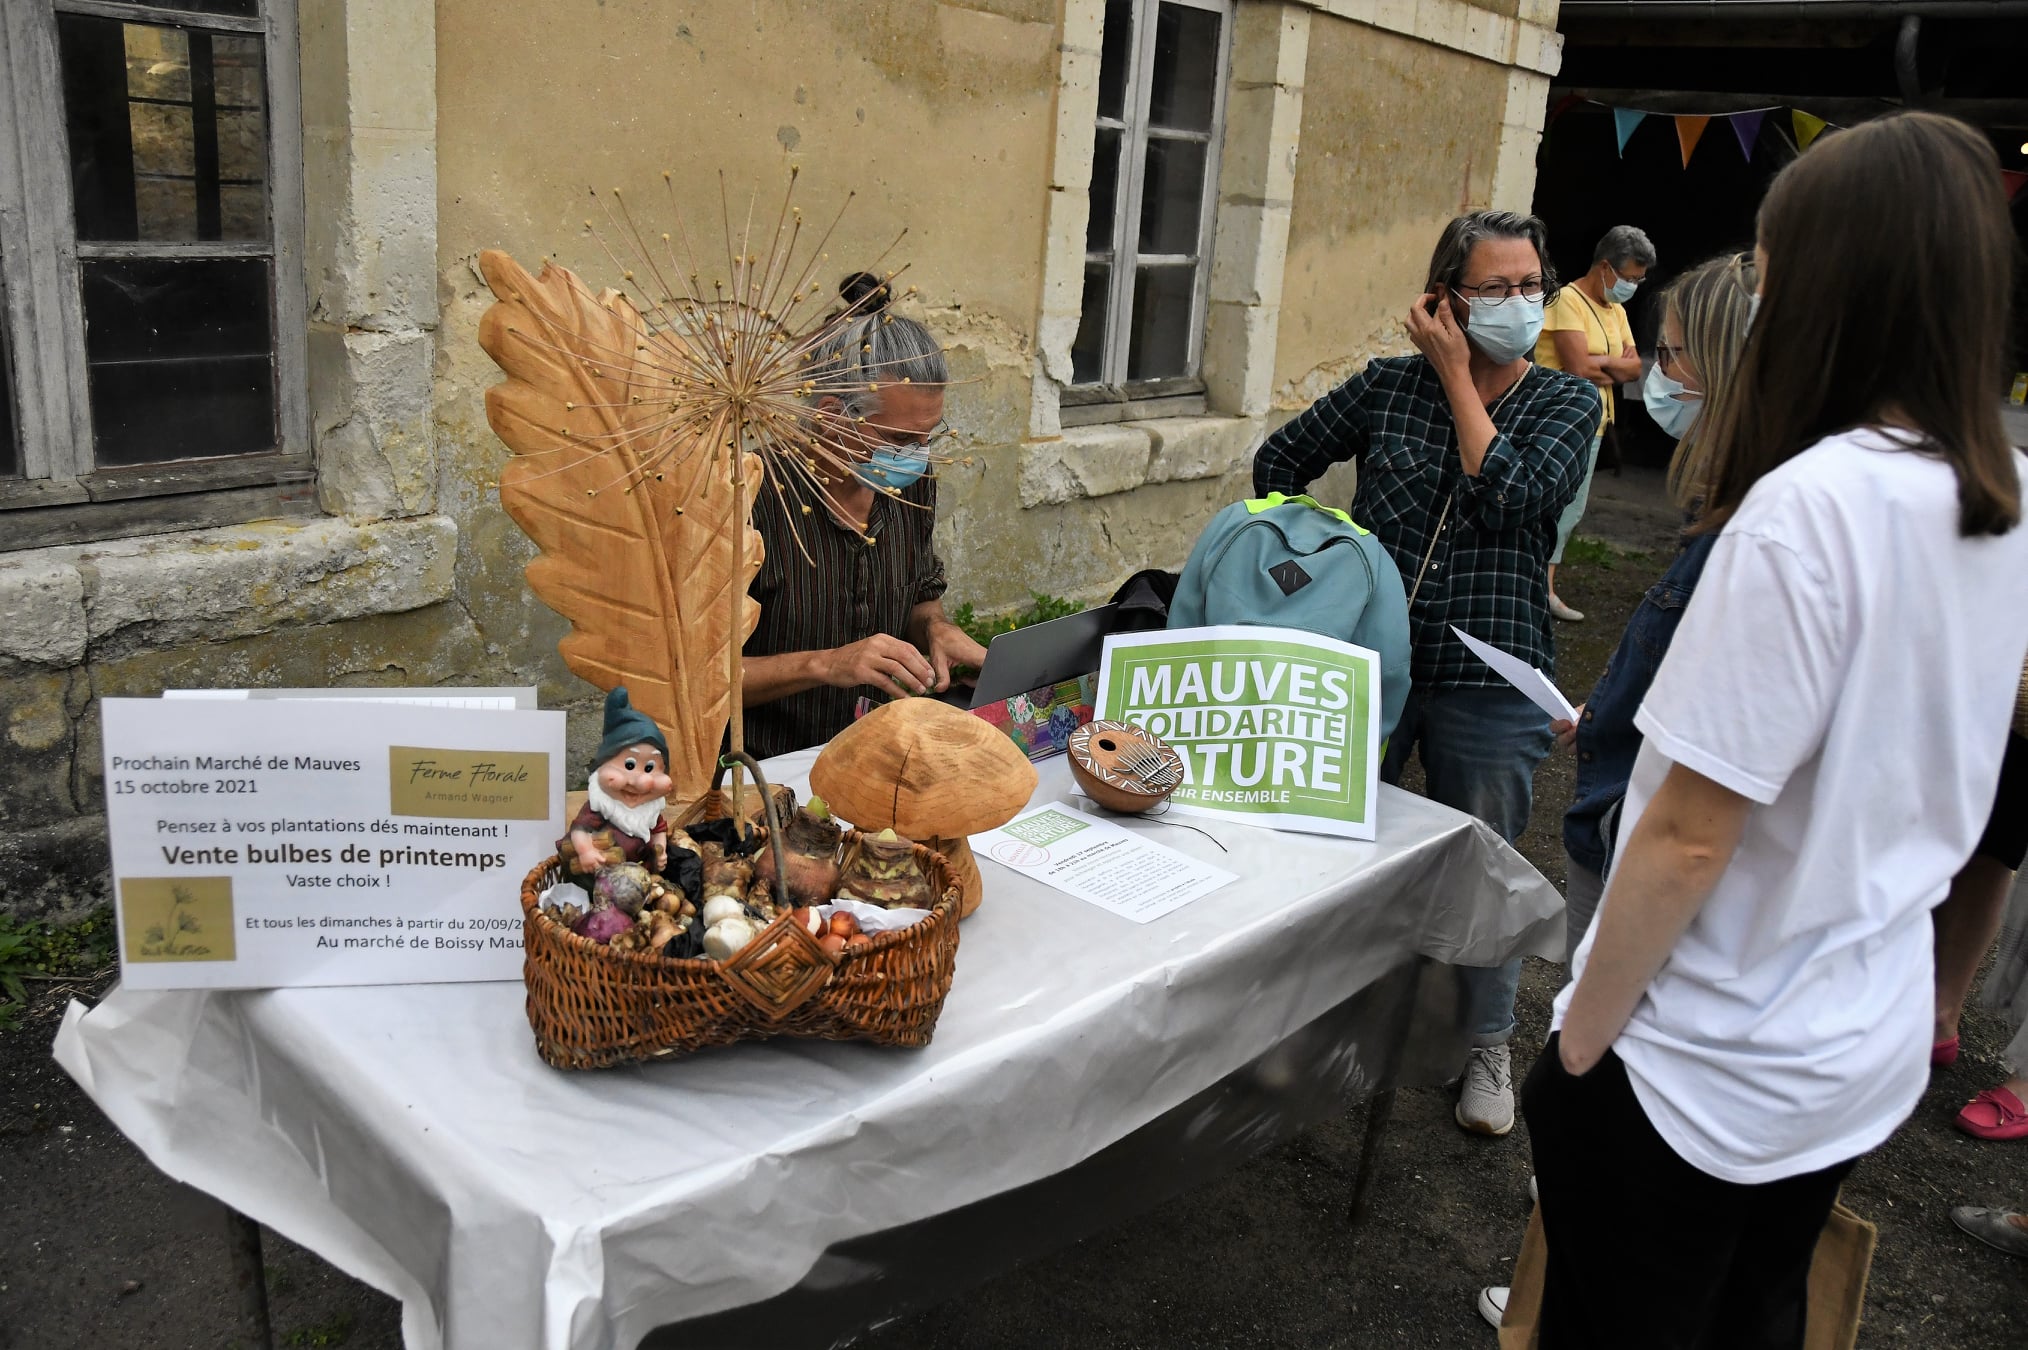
[592,686,669,769]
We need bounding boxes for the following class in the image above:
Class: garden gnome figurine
[558,686,673,877]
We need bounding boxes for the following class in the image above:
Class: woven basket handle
[714,751,792,913]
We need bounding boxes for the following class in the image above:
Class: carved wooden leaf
[476,250,763,803]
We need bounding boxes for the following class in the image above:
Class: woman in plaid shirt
[1253,210,1601,1136]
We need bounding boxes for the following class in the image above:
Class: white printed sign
[101,697,566,990]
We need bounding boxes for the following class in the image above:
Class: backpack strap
[1243,491,1370,535]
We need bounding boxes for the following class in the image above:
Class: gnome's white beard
[585,775,667,843]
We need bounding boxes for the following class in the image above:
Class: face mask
[852,445,929,493]
[1463,295,1545,364]
[1605,267,1640,305]
[1643,362,1703,441]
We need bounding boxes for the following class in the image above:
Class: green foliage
[950,592,1080,648]
[1561,536,1650,571]
[0,906,118,1035]
[283,1314,355,1348]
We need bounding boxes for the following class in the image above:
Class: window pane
[1096,0,1133,121]
[1087,127,1123,254]
[0,287,17,477]
[1147,3,1221,133]
[1127,263,1195,381]
[62,16,270,243]
[1137,136,1207,256]
[131,0,260,16]
[1071,263,1111,385]
[81,257,276,466]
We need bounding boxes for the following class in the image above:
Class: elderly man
[740,273,987,759]
[1534,223,1656,621]
[1252,210,1601,1136]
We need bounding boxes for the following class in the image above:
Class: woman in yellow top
[1534,225,1654,621]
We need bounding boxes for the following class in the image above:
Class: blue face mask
[1463,295,1545,364]
[1643,361,1703,441]
[852,446,929,493]
[1605,267,1640,305]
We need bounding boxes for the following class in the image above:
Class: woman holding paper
[1528,112,2028,1348]
[1552,252,1756,963]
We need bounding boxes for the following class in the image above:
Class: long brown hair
[1691,111,2021,538]
[1664,251,1758,511]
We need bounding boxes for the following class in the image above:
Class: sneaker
[1951,1205,2028,1259]
[1456,1044,1515,1135]
[1549,594,1585,622]
[1478,1286,1510,1328]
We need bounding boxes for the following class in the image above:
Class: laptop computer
[967,603,1119,709]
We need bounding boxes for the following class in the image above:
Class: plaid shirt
[1253,355,1600,690]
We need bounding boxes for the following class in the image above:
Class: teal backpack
[1168,493,1412,739]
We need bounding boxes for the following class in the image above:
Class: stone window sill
[0,514,459,669]
[1017,414,1265,508]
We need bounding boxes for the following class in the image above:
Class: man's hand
[923,619,988,693]
[1407,290,1472,380]
[1551,705,1583,752]
[824,633,937,695]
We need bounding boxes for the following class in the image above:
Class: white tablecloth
[54,748,1558,1350]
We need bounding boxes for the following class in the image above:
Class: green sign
[1094,625,1381,840]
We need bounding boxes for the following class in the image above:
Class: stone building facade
[0,0,1561,916]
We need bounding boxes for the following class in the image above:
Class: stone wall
[0,0,1561,919]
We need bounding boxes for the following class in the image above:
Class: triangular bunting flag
[2004,170,2028,204]
[1675,115,1710,168]
[1794,110,1829,151]
[1548,93,1582,129]
[1727,110,1767,161]
[1613,107,1648,157]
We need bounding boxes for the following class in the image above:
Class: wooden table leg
[1347,956,1428,1226]
[223,1205,275,1350]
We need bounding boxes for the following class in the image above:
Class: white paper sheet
[972,801,1236,923]
[1450,627,1579,722]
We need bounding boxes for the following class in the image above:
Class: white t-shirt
[1554,428,2028,1184]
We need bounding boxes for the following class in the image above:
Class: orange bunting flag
[1675,115,1710,168]
[1793,110,1830,151]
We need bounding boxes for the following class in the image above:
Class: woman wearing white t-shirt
[1527,111,2028,1349]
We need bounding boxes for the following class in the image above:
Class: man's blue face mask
[852,446,929,492]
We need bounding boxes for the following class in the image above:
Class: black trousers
[1521,1034,1857,1350]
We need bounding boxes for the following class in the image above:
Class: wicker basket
[520,761,963,1069]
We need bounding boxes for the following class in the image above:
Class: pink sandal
[1933,1036,1961,1068]
[1956,1087,2028,1141]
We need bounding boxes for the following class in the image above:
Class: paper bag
[1499,1197,1876,1349]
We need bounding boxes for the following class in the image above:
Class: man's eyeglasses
[868,418,956,451]
[1451,277,1547,306]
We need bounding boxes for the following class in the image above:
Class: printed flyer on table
[100,696,566,990]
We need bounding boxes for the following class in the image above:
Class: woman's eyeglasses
[1654,343,1684,373]
[1451,277,1547,306]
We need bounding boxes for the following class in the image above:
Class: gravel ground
[5,467,2026,1348]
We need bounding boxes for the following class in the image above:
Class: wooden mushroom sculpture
[810,699,1037,920]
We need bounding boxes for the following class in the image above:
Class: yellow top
[1535,287,1632,426]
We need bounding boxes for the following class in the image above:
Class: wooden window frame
[0,0,309,551]
[1068,0,1232,422]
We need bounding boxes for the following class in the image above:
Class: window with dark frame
[1068,0,1230,415]
[0,0,305,550]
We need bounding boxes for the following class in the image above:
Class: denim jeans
[1382,684,1554,1045]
